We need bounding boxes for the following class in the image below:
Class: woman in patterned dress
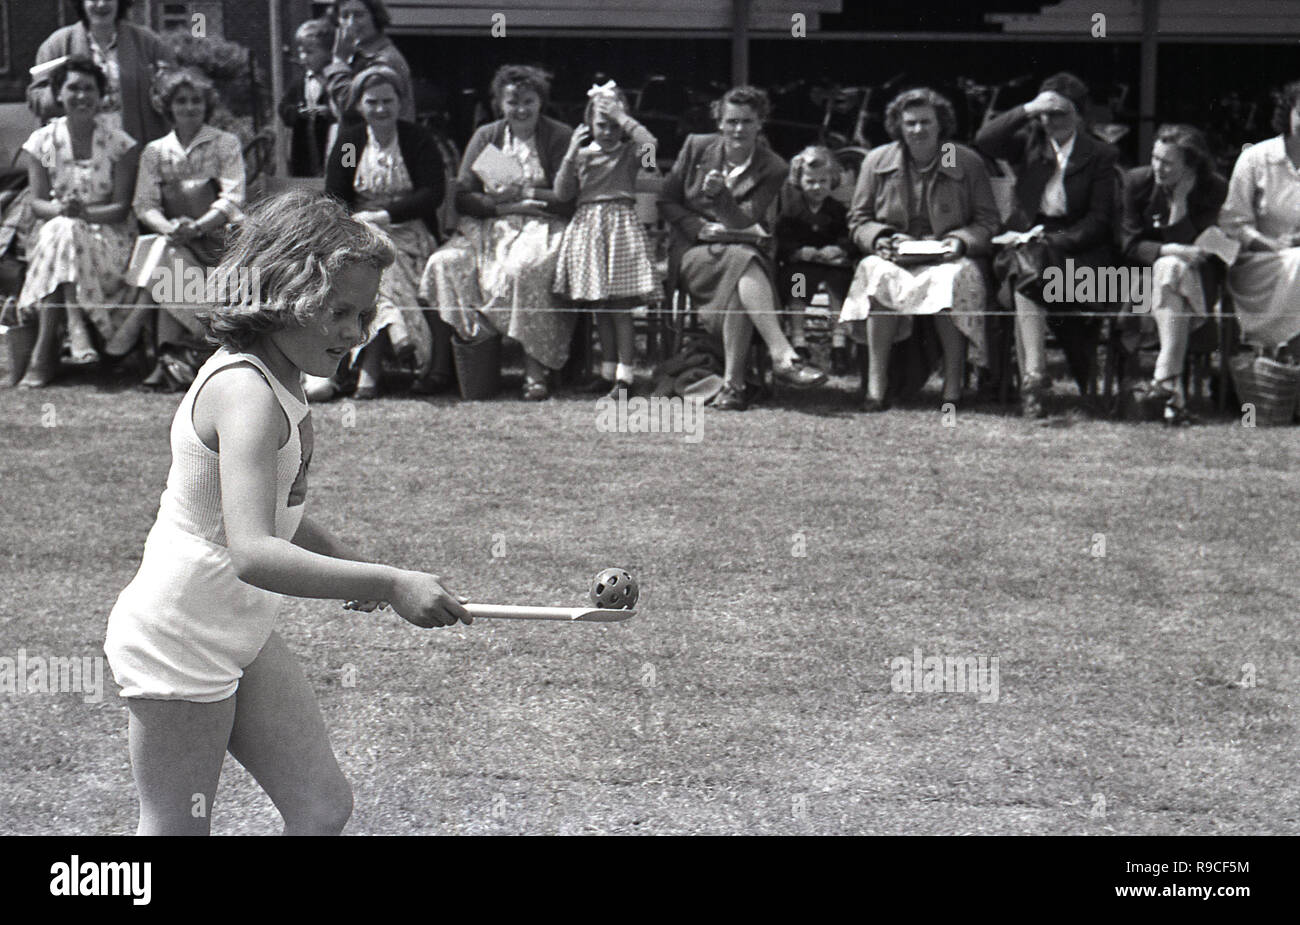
[420,65,574,401]
[324,65,444,398]
[4,56,138,388]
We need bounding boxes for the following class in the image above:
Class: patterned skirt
[419,213,574,370]
[357,218,436,375]
[840,254,989,367]
[555,200,656,302]
[7,215,134,338]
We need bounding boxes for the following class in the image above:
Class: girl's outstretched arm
[203,365,470,627]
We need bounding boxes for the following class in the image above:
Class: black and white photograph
[0,0,1292,889]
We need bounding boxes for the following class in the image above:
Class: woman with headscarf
[322,0,416,127]
[324,65,444,399]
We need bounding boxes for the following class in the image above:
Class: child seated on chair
[775,146,855,374]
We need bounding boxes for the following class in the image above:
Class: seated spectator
[280,18,337,178]
[323,65,445,399]
[3,56,138,388]
[28,0,173,146]
[322,0,415,127]
[977,72,1119,419]
[659,85,826,411]
[775,145,855,375]
[419,64,573,401]
[1119,124,1228,425]
[111,67,245,389]
[1219,80,1300,354]
[842,87,998,411]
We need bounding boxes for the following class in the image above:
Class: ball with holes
[589,568,638,609]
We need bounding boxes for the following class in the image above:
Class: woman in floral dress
[420,65,574,400]
[5,56,138,387]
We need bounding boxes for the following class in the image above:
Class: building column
[1138,0,1159,161]
[731,0,751,86]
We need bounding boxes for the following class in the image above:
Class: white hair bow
[587,80,618,99]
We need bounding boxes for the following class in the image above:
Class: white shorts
[105,521,284,702]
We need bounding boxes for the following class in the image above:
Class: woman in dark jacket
[1119,124,1228,424]
[419,65,574,400]
[659,85,826,411]
[976,72,1120,418]
[321,65,444,399]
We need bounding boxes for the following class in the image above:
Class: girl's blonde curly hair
[199,189,395,350]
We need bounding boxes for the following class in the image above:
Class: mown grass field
[1,355,1297,835]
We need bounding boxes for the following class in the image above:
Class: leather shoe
[710,383,748,410]
[773,356,827,389]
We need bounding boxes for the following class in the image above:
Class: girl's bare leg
[613,310,636,378]
[127,695,237,835]
[787,297,809,349]
[226,632,352,835]
[594,306,617,380]
[826,290,848,347]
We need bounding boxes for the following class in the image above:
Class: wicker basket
[1229,350,1300,425]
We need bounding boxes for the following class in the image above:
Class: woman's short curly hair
[491,64,552,111]
[884,87,957,143]
[53,54,108,98]
[710,85,771,124]
[155,67,221,124]
[199,189,395,352]
[1272,80,1300,136]
[329,0,391,32]
[788,145,843,190]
